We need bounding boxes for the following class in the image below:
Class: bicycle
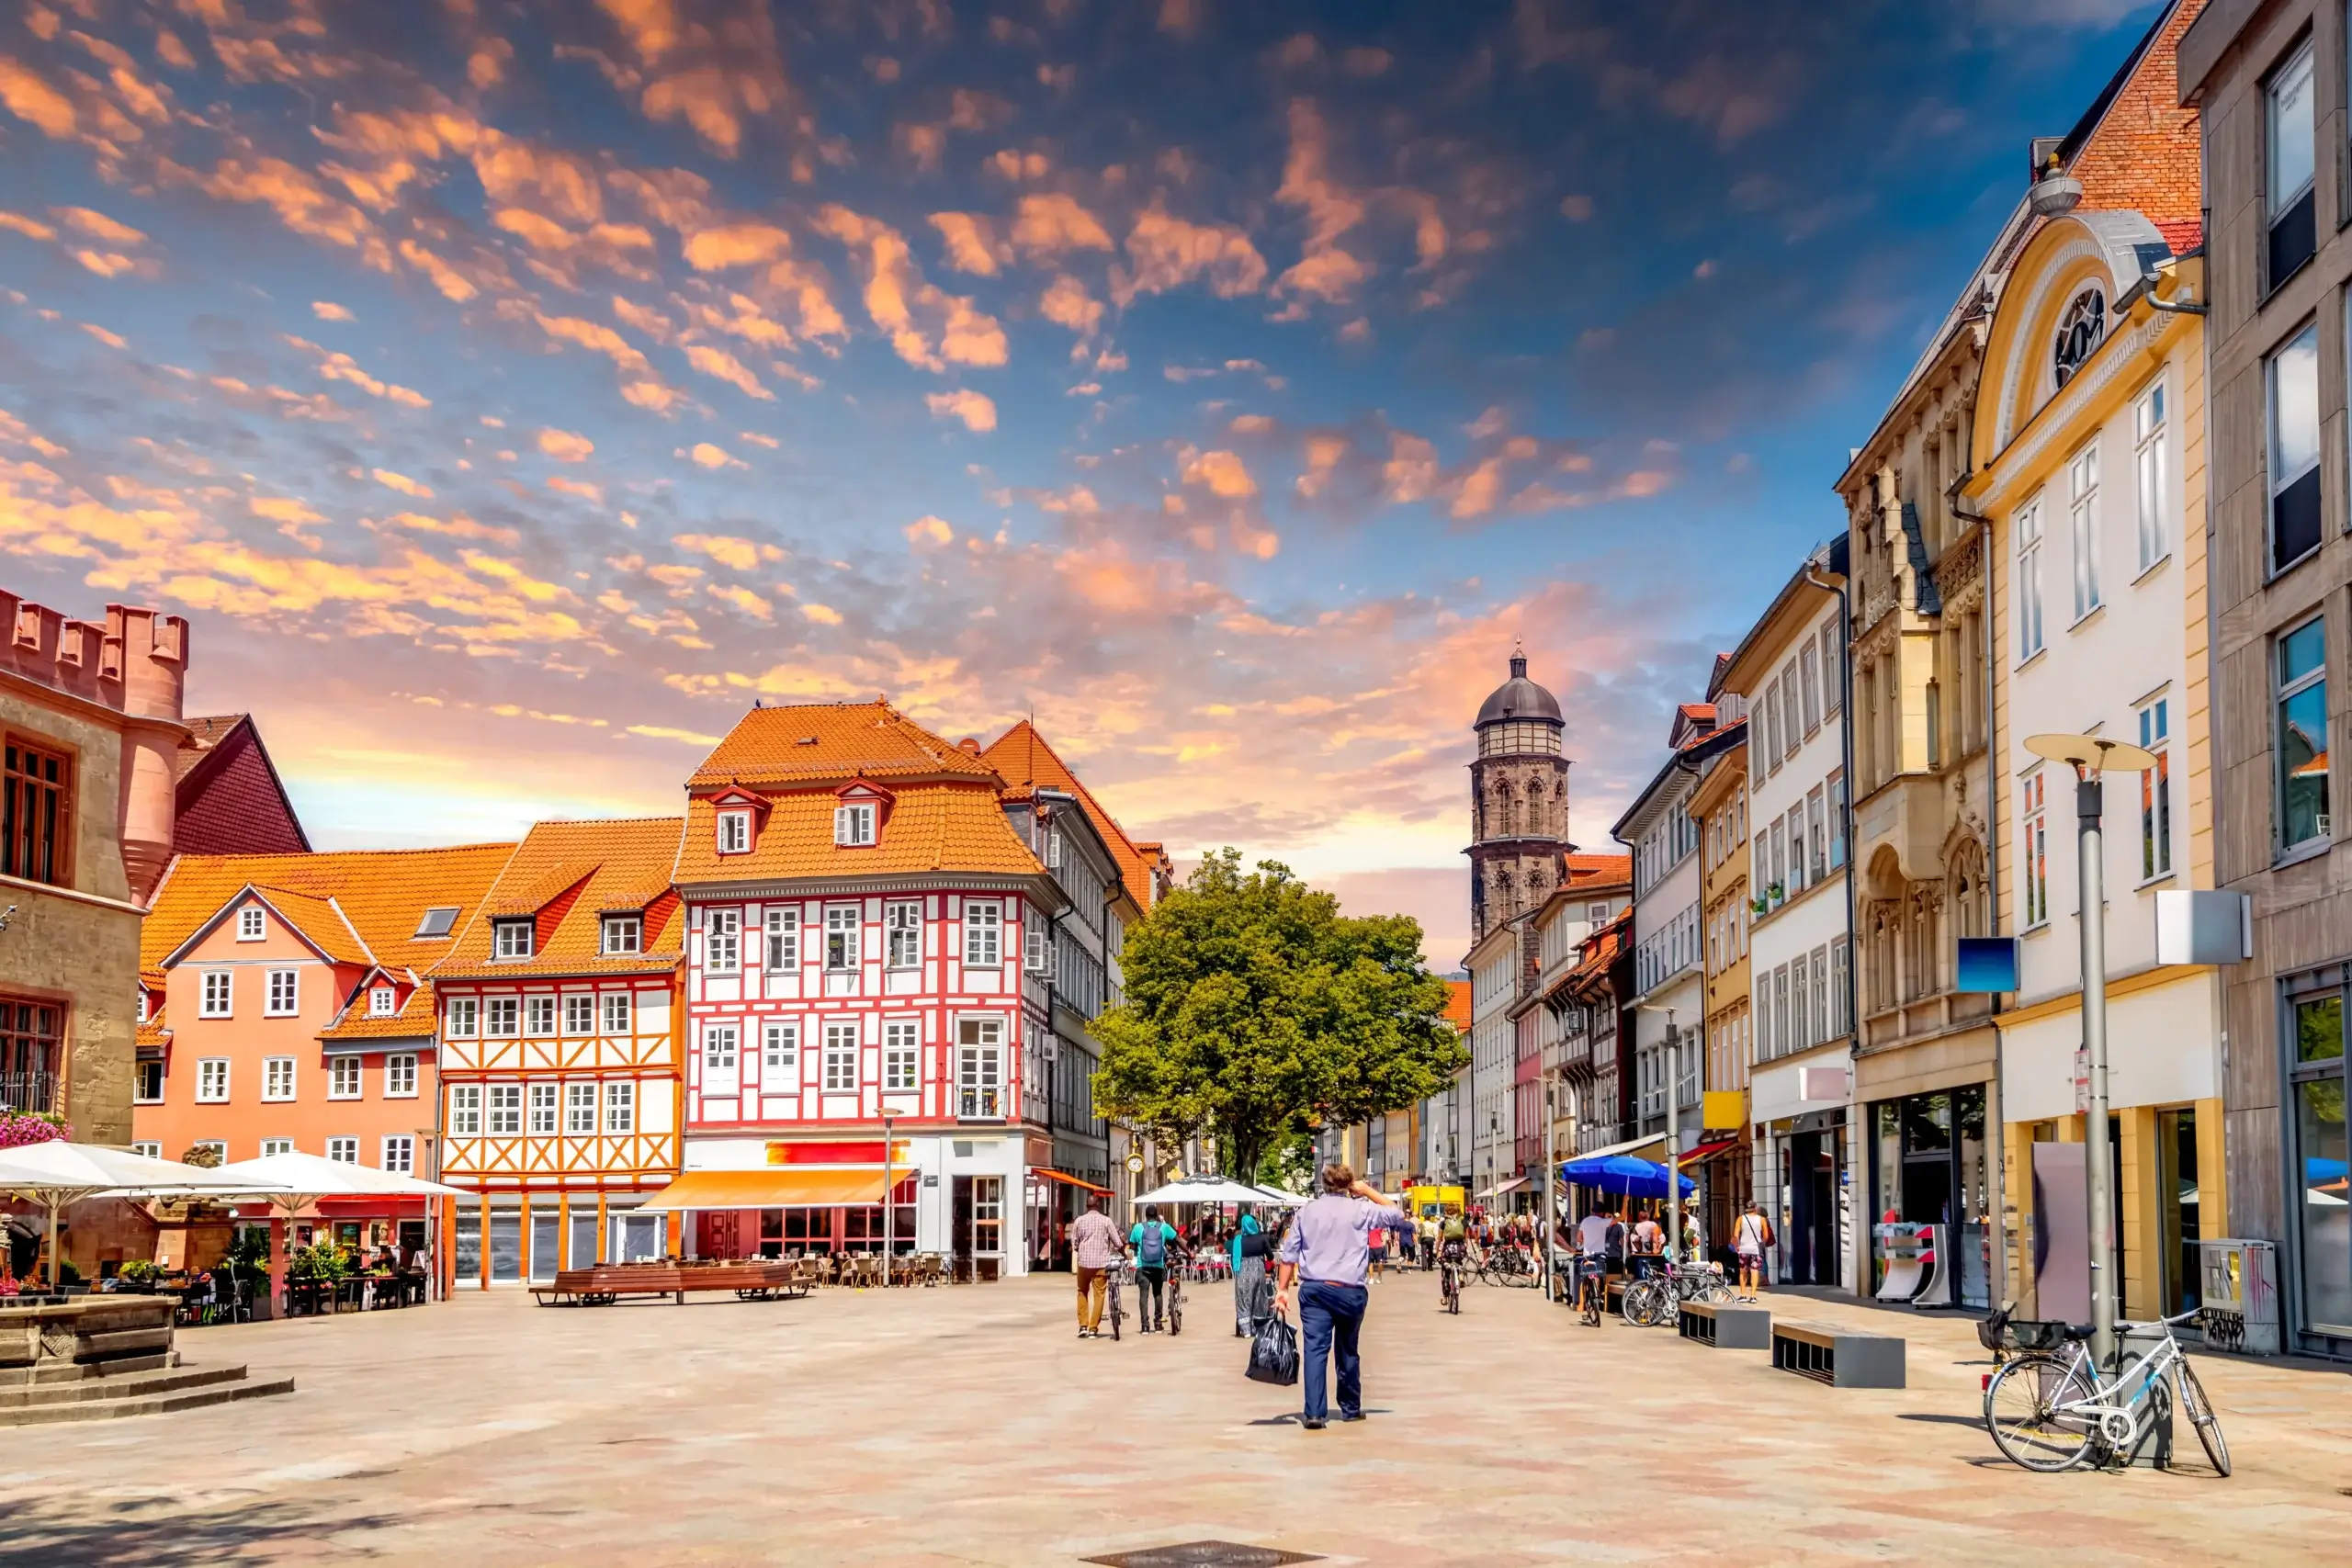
[1438,1247,1464,1314]
[1983,1310,2229,1476]
[1576,1256,1606,1327]
[1105,1262,1126,1342]
[1476,1245,1535,1289]
[1167,1261,1184,1337]
[1620,1255,1671,1326]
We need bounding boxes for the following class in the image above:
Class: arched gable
[1973,210,2177,471]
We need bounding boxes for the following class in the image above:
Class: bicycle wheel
[1170,1281,1183,1337]
[1623,1279,1662,1327]
[2174,1359,2231,1477]
[1984,1355,2098,1472]
[1108,1282,1123,1342]
[1699,1273,1736,1304]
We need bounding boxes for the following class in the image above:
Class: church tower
[1466,642,1571,942]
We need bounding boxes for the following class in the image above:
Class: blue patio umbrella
[1557,1153,1695,1201]
[2308,1156,2348,1183]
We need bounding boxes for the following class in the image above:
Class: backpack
[1136,1222,1167,1267]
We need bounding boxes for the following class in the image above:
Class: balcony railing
[0,1070,58,1115]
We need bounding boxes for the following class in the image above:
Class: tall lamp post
[881,1113,894,1288]
[2024,732,2155,1371]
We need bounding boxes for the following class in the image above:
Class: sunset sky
[0,0,2163,966]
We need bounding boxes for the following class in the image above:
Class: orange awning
[1031,1168,1112,1196]
[634,1168,888,1212]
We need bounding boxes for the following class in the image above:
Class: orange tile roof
[688,700,1000,790]
[435,817,686,978]
[136,1005,169,1050]
[320,980,439,1042]
[978,719,1166,908]
[1565,853,1632,890]
[142,842,518,986]
[245,886,375,966]
[675,779,1045,888]
[1442,977,1472,1033]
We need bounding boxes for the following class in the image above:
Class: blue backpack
[1136,1223,1167,1267]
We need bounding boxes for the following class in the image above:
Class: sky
[0,0,2167,968]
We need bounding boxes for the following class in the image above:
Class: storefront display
[1870,1086,1990,1309]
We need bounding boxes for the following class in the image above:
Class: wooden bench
[1677,1300,1771,1349]
[1770,1319,1905,1387]
[532,1259,810,1306]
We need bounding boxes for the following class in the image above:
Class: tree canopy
[1092,849,1467,1183]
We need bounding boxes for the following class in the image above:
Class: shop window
[2289,989,2347,1332]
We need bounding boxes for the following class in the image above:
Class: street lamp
[1487,1111,1498,1223]
[882,1113,893,1289]
[2024,732,2157,1371]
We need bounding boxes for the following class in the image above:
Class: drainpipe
[1952,483,2004,1306]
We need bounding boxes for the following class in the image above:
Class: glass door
[489,1211,522,1284]
[2157,1107,2200,1316]
[529,1212,560,1283]
[569,1212,599,1269]
[2289,988,2347,1336]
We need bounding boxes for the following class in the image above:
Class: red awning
[1674,1139,1741,1165]
[1031,1168,1112,1196]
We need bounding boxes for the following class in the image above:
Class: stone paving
[2,1270,2347,1565]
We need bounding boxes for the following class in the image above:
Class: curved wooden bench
[532,1260,808,1306]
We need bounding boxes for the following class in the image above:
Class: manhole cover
[1082,1545,1322,1568]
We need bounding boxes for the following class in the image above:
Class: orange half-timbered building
[429,817,686,1290]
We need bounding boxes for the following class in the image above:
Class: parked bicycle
[1621,1259,1734,1327]
[1476,1243,1539,1289]
[1982,1309,2228,1476]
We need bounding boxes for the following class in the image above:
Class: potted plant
[117,1259,161,1292]
[0,1109,68,1149]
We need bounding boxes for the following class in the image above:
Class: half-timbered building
[430,817,686,1290]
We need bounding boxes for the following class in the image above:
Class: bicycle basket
[2004,1319,2072,1353]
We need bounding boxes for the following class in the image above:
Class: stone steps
[0,1349,177,1387]
[0,1362,295,1426]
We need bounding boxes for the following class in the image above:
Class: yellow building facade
[1962,219,2224,1321]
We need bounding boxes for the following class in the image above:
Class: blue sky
[0,0,2166,964]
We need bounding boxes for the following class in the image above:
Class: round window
[2052,287,2105,389]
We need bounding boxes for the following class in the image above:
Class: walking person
[1130,1203,1179,1332]
[1417,1212,1438,1271]
[1231,1207,1269,1337]
[1070,1195,1121,1338]
[1734,1201,1773,1303]
[1272,1164,1415,1430]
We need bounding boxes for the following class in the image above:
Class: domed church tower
[1467,641,1571,942]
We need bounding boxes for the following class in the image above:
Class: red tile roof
[688,700,999,790]
[979,719,1168,908]
[435,817,686,978]
[1442,977,1472,1033]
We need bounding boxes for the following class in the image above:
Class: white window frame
[130,1140,161,1159]
[833,801,876,847]
[956,1016,1004,1119]
[824,905,860,970]
[199,970,232,1019]
[525,995,558,1038]
[823,1021,858,1091]
[368,985,397,1018]
[765,908,798,970]
[2067,442,2100,621]
[381,1135,414,1175]
[487,997,520,1037]
[704,1022,739,1079]
[260,1137,294,1158]
[601,991,632,1035]
[237,905,265,942]
[2021,770,2050,929]
[2016,493,2046,660]
[602,915,641,955]
[328,1055,361,1100]
[262,1055,296,1102]
[604,1079,635,1134]
[1024,924,1053,976]
[885,900,922,968]
[385,1053,417,1098]
[2134,379,2169,572]
[566,1082,597,1134]
[2138,694,2173,881]
[325,1135,358,1165]
[449,1083,482,1136]
[963,900,1001,966]
[446,997,479,1038]
[529,1082,560,1135]
[488,1083,523,1136]
[883,1020,920,1091]
[494,920,534,961]
[717,809,752,855]
[562,993,594,1036]
[134,1058,164,1103]
[707,908,741,973]
[762,1021,797,1089]
[264,968,299,1018]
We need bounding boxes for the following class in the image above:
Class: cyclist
[1574,1203,1615,1322]
[1129,1203,1181,1333]
[1437,1210,1469,1308]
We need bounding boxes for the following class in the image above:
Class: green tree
[1093,849,1467,1183]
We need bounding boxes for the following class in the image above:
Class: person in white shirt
[1734,1201,1774,1303]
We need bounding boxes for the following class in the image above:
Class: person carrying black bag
[1271,1164,1415,1430]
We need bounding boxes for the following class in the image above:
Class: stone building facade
[0,589,189,1147]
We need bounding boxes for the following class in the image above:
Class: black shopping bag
[1246,1313,1299,1386]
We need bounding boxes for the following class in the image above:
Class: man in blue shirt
[1273,1163,1415,1429]
[1128,1203,1181,1333]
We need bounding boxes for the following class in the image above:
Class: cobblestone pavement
[4,1270,2348,1565]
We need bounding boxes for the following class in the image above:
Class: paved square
[4,1273,2348,1564]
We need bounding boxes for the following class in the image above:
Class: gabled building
[1521,860,1634,1179]
[1688,705,1754,1249]
[430,817,686,1289]
[133,842,514,1260]
[660,700,1070,1279]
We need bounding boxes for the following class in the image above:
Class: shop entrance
[2157,1106,2201,1316]
[1785,1130,1841,1287]
[1871,1085,1990,1308]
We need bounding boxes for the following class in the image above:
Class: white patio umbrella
[1130,1175,1290,1207]
[211,1152,469,1312]
[1250,1183,1309,1209]
[0,1141,285,1290]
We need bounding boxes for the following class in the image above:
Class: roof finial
[1509,637,1528,681]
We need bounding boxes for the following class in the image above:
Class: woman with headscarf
[1230,1205,1269,1337]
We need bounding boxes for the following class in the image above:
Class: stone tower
[1466,642,1570,942]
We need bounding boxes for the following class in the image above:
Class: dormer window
[369,986,398,1018]
[834,802,876,847]
[603,915,641,955]
[493,919,534,960]
[717,810,752,855]
[237,906,265,941]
